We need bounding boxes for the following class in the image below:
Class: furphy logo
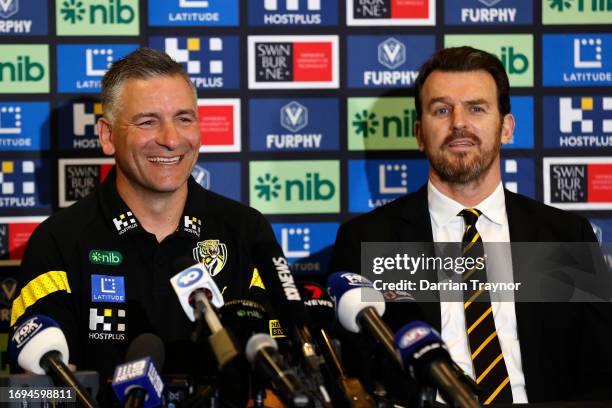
[193,161,241,201]
[91,274,125,302]
[58,158,114,207]
[149,36,239,89]
[56,0,139,36]
[88,307,126,341]
[445,34,533,86]
[250,161,340,214]
[501,158,535,198]
[57,44,138,93]
[347,35,434,88]
[147,0,238,26]
[0,217,45,264]
[0,45,49,93]
[347,0,435,25]
[544,157,612,210]
[544,0,612,24]
[347,97,419,150]
[348,160,428,213]
[0,102,50,151]
[0,0,48,35]
[271,222,339,274]
[502,96,533,149]
[0,160,50,210]
[248,35,339,89]
[445,0,532,25]
[543,35,612,86]
[197,99,241,152]
[57,100,103,150]
[248,0,338,26]
[249,98,339,151]
[543,96,612,148]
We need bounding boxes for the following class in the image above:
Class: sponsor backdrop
[0,0,611,360]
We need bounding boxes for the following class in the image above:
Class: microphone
[170,262,239,369]
[9,315,98,408]
[111,333,165,408]
[245,333,311,408]
[394,321,481,408]
[298,281,375,408]
[326,272,400,367]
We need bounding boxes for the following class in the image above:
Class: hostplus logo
[72,102,103,149]
[58,0,138,35]
[250,161,339,214]
[260,0,323,24]
[88,307,126,341]
[549,97,612,148]
[151,36,238,89]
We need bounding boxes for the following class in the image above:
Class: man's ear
[500,113,515,145]
[97,117,116,156]
[415,120,425,152]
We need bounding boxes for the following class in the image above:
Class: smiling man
[10,48,281,404]
[331,47,612,405]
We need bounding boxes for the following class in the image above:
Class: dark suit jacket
[330,185,612,403]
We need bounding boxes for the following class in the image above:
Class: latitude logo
[280,101,308,132]
[0,0,18,19]
[378,38,405,70]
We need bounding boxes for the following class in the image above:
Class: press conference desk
[431,402,612,408]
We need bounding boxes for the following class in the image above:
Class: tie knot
[459,208,482,226]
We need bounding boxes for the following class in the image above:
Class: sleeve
[9,223,82,369]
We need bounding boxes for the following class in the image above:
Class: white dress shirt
[427,181,528,403]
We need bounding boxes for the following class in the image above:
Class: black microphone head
[297,281,335,329]
[126,333,165,372]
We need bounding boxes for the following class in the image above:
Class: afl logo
[399,326,430,349]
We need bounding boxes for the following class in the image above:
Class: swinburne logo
[58,158,114,207]
[347,0,435,26]
[544,157,612,210]
[248,35,339,89]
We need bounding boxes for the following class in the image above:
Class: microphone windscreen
[245,333,278,364]
[297,281,335,329]
[9,315,69,375]
[126,333,165,372]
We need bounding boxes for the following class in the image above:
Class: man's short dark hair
[414,46,511,119]
[101,47,196,123]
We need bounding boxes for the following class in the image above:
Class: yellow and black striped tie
[460,208,513,405]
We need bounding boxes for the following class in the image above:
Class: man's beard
[424,128,501,184]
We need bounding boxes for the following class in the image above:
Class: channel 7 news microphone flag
[0,0,611,369]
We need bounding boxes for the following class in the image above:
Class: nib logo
[352,110,379,137]
[500,46,529,74]
[255,173,282,201]
[280,101,308,132]
[60,0,135,24]
[378,38,405,69]
[548,0,612,11]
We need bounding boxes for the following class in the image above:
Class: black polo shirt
[10,167,280,385]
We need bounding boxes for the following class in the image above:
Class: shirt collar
[427,180,506,228]
[98,166,204,238]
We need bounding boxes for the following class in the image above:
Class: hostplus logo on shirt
[0,102,50,151]
[543,97,612,148]
[250,98,339,151]
[248,0,338,26]
[0,45,49,93]
[250,161,340,214]
[150,37,239,89]
[0,0,48,35]
[57,44,138,93]
[543,35,612,86]
[183,216,202,237]
[147,0,239,26]
[88,307,126,340]
[57,0,139,36]
[347,35,434,88]
[112,211,137,235]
